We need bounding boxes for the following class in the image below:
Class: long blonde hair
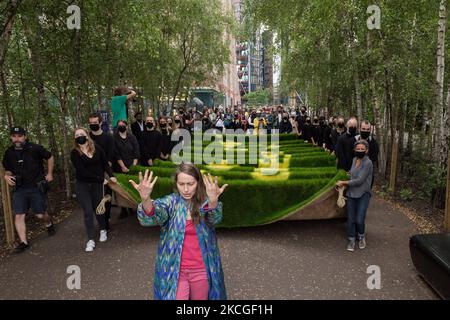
[73,127,96,156]
[174,163,207,225]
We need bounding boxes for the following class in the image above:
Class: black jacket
[139,129,162,164]
[131,121,144,141]
[160,129,173,157]
[2,142,52,188]
[323,125,334,150]
[112,132,140,172]
[70,147,114,183]
[89,131,114,163]
[279,120,293,134]
[336,132,357,171]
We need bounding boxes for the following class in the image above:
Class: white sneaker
[346,240,355,252]
[85,240,95,252]
[358,238,366,250]
[99,230,108,242]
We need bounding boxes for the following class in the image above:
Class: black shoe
[13,242,30,254]
[47,223,56,236]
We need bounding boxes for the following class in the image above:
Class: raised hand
[129,169,158,202]
[203,173,228,208]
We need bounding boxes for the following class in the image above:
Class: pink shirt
[180,220,205,269]
[143,204,207,270]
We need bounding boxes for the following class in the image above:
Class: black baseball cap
[10,127,26,136]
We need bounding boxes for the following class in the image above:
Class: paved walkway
[0,195,438,299]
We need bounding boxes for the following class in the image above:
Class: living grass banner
[111,135,348,228]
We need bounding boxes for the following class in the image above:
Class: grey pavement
[0,195,438,300]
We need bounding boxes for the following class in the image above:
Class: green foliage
[0,0,235,158]
[289,154,336,167]
[399,188,414,202]
[242,89,272,106]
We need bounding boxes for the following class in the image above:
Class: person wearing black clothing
[317,116,327,147]
[173,114,184,129]
[71,128,117,252]
[296,106,307,139]
[89,113,114,231]
[113,120,140,219]
[336,117,358,172]
[2,127,55,253]
[311,117,321,145]
[140,116,162,166]
[131,111,145,142]
[279,113,293,134]
[159,117,173,160]
[331,117,347,152]
[113,120,140,173]
[89,113,115,162]
[303,117,313,143]
[323,117,335,152]
[180,108,193,133]
[355,120,379,186]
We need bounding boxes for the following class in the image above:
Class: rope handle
[96,194,112,215]
[336,186,347,208]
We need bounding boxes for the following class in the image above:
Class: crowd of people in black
[2,84,379,253]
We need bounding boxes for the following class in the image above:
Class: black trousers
[104,185,112,230]
[75,181,106,240]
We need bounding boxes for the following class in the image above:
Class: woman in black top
[311,116,321,146]
[303,117,312,143]
[139,116,162,167]
[159,116,172,161]
[70,128,116,253]
[113,120,140,173]
[113,120,140,219]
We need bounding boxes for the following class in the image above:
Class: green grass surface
[115,137,346,227]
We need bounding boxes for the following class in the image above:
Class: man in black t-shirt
[2,127,55,254]
[88,113,115,230]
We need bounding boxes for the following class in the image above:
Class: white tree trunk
[434,0,447,161]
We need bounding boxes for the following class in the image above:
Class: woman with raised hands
[131,163,228,300]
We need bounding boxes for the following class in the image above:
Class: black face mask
[174,120,181,124]
[338,123,345,128]
[306,120,311,125]
[75,136,87,145]
[89,124,100,132]
[118,126,127,133]
[146,122,154,129]
[283,117,288,121]
[355,151,366,159]
[301,110,306,114]
[160,123,167,128]
[319,121,325,125]
[348,127,357,136]
[360,131,370,140]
